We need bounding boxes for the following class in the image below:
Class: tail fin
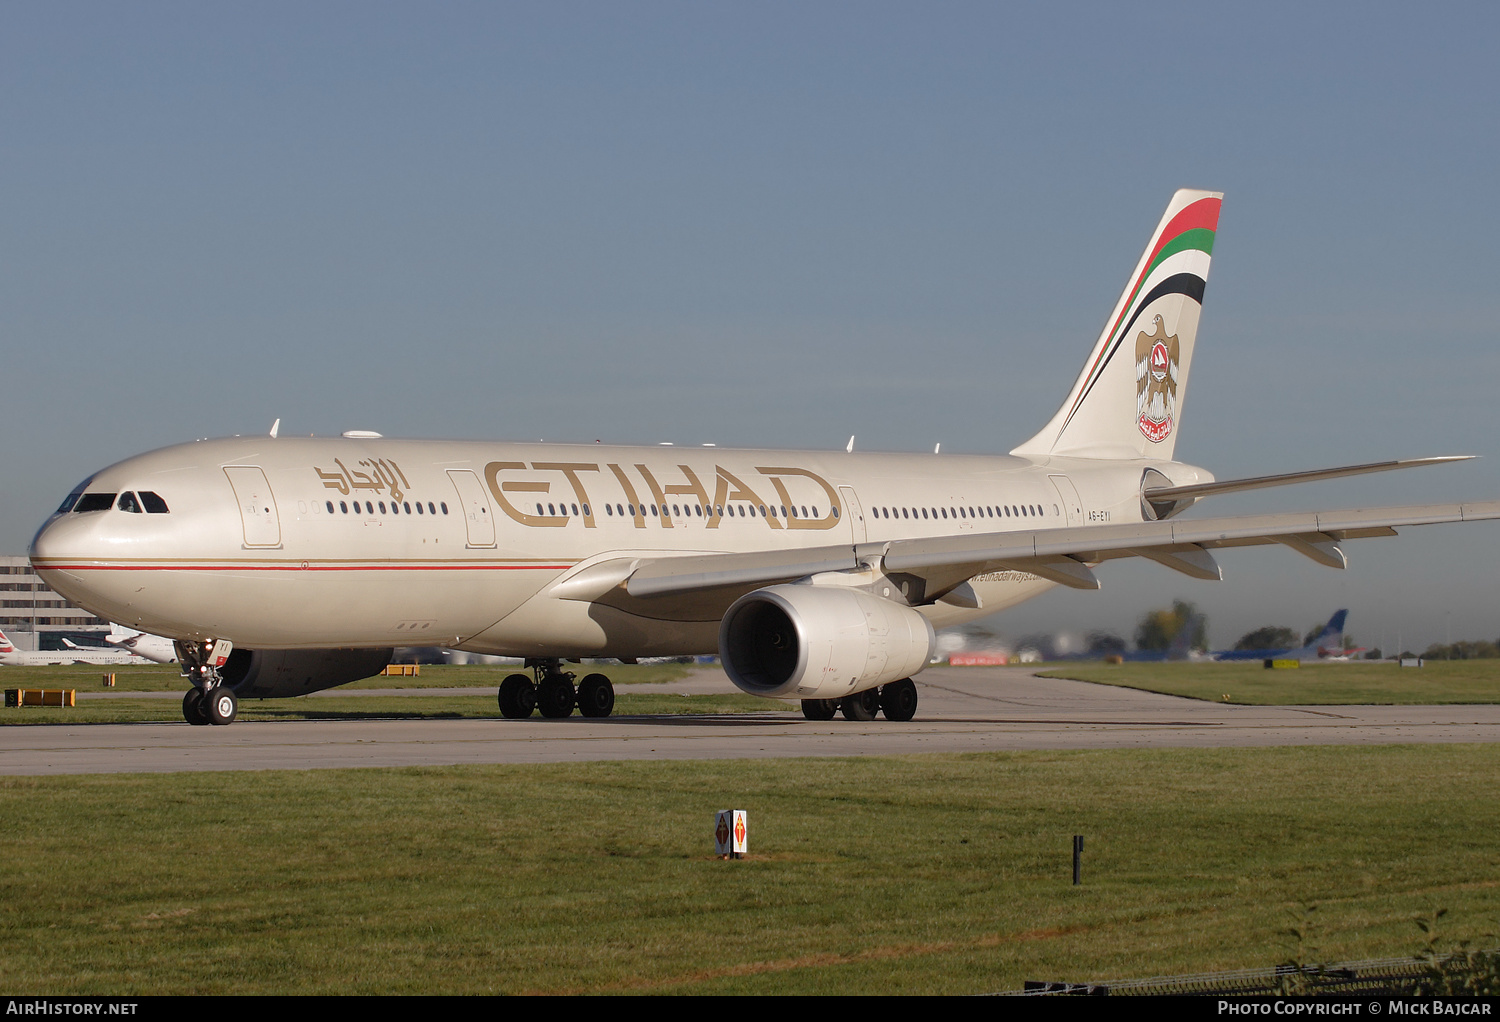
[0,629,13,653]
[1014,189,1222,461]
[1303,609,1348,656]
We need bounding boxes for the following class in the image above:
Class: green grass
[2,745,1498,994]
[2,663,187,692]
[1037,660,1500,705]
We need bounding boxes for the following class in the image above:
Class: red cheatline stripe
[37,564,572,572]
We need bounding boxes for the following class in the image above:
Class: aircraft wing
[623,500,1500,601]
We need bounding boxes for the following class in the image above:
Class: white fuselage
[104,628,179,663]
[0,643,146,667]
[29,436,1206,658]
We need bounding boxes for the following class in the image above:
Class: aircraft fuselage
[30,435,1203,657]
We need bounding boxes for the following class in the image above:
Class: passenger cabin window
[73,493,117,513]
[117,492,143,514]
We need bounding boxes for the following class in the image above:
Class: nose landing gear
[496,660,615,720]
[176,639,238,726]
[182,687,210,726]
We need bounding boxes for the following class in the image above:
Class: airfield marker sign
[715,810,747,859]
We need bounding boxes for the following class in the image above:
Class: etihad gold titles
[30,189,1500,726]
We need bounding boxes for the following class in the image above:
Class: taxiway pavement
[4,667,1499,775]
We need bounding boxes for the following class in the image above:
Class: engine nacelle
[219,648,394,698]
[719,584,935,700]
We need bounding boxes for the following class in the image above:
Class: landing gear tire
[182,688,211,726]
[577,674,615,718]
[498,674,536,719]
[841,688,880,721]
[880,678,918,721]
[537,675,577,718]
[206,687,238,726]
[801,698,837,721]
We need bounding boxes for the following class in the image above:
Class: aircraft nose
[29,509,126,617]
[30,510,82,564]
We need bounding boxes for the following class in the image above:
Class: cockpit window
[139,491,170,514]
[117,492,143,514]
[56,489,85,514]
[73,493,118,513]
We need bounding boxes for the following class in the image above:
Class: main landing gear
[177,640,239,726]
[800,677,918,723]
[498,660,615,720]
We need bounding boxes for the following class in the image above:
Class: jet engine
[718,584,934,700]
[218,647,394,698]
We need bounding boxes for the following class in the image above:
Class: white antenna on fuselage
[846,435,855,453]
[269,419,280,439]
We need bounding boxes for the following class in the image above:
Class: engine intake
[219,648,394,698]
[719,584,934,700]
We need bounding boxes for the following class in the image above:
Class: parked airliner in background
[29,190,1500,726]
[1214,610,1366,663]
[103,625,179,664]
[0,628,146,667]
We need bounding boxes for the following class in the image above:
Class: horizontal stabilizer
[1143,456,1473,516]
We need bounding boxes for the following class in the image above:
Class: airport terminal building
[0,555,109,650]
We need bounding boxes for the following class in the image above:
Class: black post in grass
[1072,835,1083,885]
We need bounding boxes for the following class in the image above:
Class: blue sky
[4,2,1497,650]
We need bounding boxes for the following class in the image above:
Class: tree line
[1130,601,1500,659]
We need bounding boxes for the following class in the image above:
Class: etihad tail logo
[1135,315,1180,444]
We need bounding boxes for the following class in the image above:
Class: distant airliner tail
[0,629,13,653]
[1013,188,1222,461]
[1302,609,1348,656]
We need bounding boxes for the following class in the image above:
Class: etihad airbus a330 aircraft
[29,190,1500,726]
